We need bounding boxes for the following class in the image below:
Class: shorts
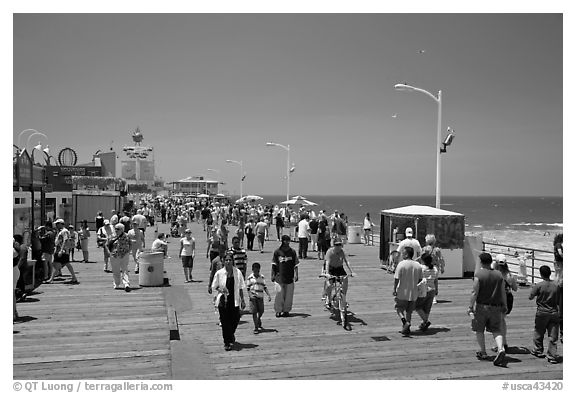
[471,304,504,334]
[181,255,194,268]
[54,252,70,266]
[257,233,265,243]
[394,298,416,314]
[249,297,264,315]
[415,291,435,315]
[328,266,347,277]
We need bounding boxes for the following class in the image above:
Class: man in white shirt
[297,215,311,259]
[396,227,422,260]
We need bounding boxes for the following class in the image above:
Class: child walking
[529,265,561,364]
[246,262,271,334]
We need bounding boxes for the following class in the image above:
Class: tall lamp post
[395,83,442,209]
[225,160,243,198]
[266,142,290,202]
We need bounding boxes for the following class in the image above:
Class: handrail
[482,241,556,284]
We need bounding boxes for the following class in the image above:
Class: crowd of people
[13,195,563,366]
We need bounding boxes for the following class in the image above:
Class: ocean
[254,195,563,251]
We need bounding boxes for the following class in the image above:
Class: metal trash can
[138,251,165,287]
[347,226,362,244]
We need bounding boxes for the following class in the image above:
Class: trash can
[139,251,165,287]
[347,226,362,244]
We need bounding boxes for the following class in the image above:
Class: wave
[511,222,563,228]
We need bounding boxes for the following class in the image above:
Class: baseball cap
[114,223,124,230]
[333,237,343,245]
[405,227,413,236]
[54,218,65,225]
[104,219,110,225]
[185,228,192,233]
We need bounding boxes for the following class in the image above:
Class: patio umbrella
[280,195,318,206]
[236,195,263,204]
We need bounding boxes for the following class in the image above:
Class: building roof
[381,205,463,216]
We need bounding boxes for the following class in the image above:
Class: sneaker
[493,350,506,367]
[530,349,546,358]
[401,322,411,336]
[253,329,259,334]
[491,344,508,353]
[547,357,559,364]
[282,312,289,317]
[419,321,431,332]
[124,286,131,292]
[275,313,281,318]
[224,344,232,351]
[476,351,490,361]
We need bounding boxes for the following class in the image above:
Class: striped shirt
[229,247,248,276]
[246,273,268,299]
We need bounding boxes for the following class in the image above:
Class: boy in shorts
[529,265,561,363]
[246,262,271,334]
[468,252,507,366]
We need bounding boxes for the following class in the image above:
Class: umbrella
[280,195,318,206]
[236,195,263,204]
[197,193,210,198]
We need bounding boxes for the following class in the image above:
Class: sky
[11,11,566,197]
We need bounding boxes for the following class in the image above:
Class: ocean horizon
[227,195,562,251]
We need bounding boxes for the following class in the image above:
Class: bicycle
[382,250,399,274]
[320,274,350,330]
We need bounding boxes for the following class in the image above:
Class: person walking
[297,214,311,259]
[127,221,145,274]
[468,252,507,367]
[309,216,319,252]
[108,223,132,292]
[414,252,438,332]
[46,219,79,284]
[68,225,78,262]
[254,217,268,253]
[79,219,91,263]
[275,213,284,240]
[422,234,444,303]
[244,219,256,251]
[95,211,105,232]
[271,235,299,317]
[397,227,422,260]
[179,228,196,283]
[492,254,517,353]
[211,251,247,351]
[246,262,272,334]
[38,221,56,281]
[363,213,375,246]
[393,246,423,336]
[316,213,330,260]
[529,265,561,363]
[229,236,248,279]
[98,219,114,272]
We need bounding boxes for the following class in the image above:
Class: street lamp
[225,160,243,198]
[266,142,290,202]
[394,83,443,209]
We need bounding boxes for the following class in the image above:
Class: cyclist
[322,237,355,309]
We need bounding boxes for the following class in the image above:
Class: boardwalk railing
[482,241,556,284]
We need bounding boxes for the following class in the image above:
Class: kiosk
[380,205,466,278]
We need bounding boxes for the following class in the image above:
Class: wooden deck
[13,221,563,380]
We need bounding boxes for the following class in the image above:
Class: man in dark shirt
[469,252,507,366]
[229,236,248,279]
[529,265,561,363]
[271,235,299,317]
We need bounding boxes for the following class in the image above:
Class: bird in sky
[391,113,398,119]
[418,49,426,54]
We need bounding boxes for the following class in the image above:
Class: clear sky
[12,12,564,197]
